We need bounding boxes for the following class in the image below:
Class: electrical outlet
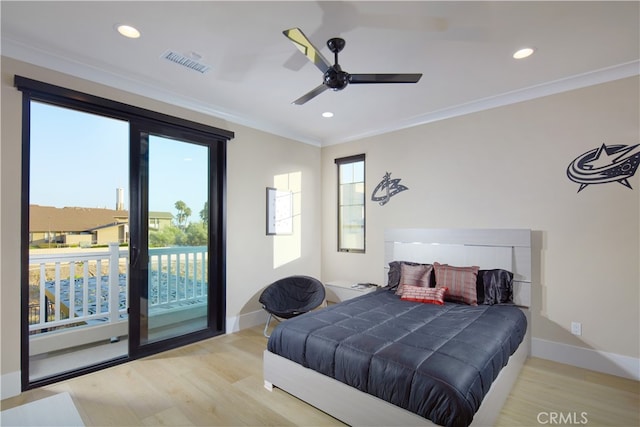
[571,321,582,336]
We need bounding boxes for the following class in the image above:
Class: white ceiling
[2,1,638,146]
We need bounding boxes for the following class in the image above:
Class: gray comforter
[267,288,527,427]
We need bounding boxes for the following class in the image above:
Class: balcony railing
[28,243,208,335]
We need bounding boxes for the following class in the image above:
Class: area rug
[1,392,84,426]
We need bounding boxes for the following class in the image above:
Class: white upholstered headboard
[384,228,532,308]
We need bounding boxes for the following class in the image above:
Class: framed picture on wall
[266,187,293,235]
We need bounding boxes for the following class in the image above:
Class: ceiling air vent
[161,50,211,74]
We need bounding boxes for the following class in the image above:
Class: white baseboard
[531,338,640,381]
[226,309,265,334]
[1,371,21,400]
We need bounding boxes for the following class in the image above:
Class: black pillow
[478,269,514,305]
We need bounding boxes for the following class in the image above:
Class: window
[336,154,365,252]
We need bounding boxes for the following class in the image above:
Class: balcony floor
[30,339,128,381]
[29,315,206,381]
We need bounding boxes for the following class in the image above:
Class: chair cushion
[259,275,326,319]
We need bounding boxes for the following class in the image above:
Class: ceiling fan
[283,28,422,105]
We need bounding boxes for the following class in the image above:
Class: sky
[30,101,208,218]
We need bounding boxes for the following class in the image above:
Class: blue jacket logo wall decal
[567,143,640,192]
[371,172,408,205]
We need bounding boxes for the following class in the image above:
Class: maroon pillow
[434,262,479,305]
[396,263,433,296]
[401,285,448,305]
[388,261,432,289]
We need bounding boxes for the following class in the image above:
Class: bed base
[264,318,530,426]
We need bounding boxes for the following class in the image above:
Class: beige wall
[321,76,640,361]
[63,234,92,246]
[95,226,121,246]
[0,57,322,393]
[226,125,322,325]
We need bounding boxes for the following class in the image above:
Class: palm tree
[200,201,208,226]
[174,200,192,229]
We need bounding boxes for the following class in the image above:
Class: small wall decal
[371,172,408,205]
[567,143,640,192]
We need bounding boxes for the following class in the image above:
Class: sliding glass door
[18,76,231,388]
[129,123,226,357]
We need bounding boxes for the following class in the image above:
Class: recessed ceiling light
[116,24,141,39]
[513,47,535,59]
[322,112,334,118]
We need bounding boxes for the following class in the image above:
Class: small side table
[324,280,377,304]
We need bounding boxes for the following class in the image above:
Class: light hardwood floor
[2,326,639,426]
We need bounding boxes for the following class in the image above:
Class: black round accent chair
[259,275,326,337]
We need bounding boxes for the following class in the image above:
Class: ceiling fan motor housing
[324,66,350,90]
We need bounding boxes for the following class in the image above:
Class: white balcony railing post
[108,242,120,323]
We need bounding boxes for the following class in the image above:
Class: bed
[263,228,532,427]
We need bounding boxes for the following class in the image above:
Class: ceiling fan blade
[283,28,331,74]
[349,73,423,84]
[292,84,329,105]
